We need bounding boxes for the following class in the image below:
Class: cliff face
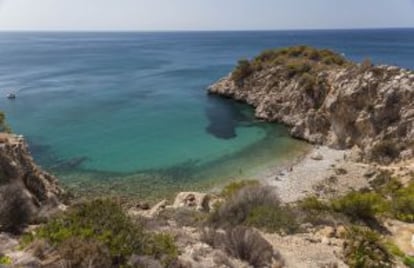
[208,46,414,163]
[0,133,63,231]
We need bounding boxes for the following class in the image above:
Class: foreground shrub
[331,191,387,222]
[32,199,177,267]
[391,182,414,222]
[210,185,300,234]
[246,204,298,234]
[0,184,34,233]
[343,227,394,268]
[202,226,283,268]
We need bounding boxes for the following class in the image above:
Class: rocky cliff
[208,46,414,163]
[0,133,63,232]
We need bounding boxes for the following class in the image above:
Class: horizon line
[0,26,413,33]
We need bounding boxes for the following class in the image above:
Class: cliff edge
[209,46,414,163]
[0,133,63,232]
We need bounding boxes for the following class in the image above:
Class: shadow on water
[204,95,254,140]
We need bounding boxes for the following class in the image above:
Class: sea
[0,29,413,199]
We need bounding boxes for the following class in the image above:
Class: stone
[310,152,324,161]
[173,192,211,212]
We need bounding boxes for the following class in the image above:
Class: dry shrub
[58,238,112,268]
[202,226,283,268]
[0,183,34,233]
[209,185,280,228]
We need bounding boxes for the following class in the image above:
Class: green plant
[391,182,414,222]
[0,111,11,133]
[32,199,177,267]
[231,59,253,82]
[0,255,12,265]
[343,227,394,268]
[246,204,298,234]
[220,180,259,199]
[331,191,387,222]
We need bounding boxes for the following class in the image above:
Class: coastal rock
[310,152,324,161]
[173,192,211,212]
[208,46,414,163]
[0,133,63,232]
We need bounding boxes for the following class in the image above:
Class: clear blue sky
[0,0,413,31]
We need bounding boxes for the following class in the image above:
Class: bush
[0,111,11,133]
[32,199,177,267]
[220,180,259,199]
[286,61,312,78]
[209,185,280,228]
[202,226,283,268]
[0,184,34,234]
[391,182,414,222]
[331,191,387,222]
[231,59,253,82]
[370,140,400,164]
[246,204,298,234]
[58,238,112,268]
[343,227,394,268]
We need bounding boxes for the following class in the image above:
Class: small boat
[6,93,16,99]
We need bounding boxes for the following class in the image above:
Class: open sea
[0,29,413,199]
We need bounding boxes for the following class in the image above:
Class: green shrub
[32,199,177,267]
[391,182,414,222]
[246,204,299,234]
[286,61,312,78]
[221,180,259,199]
[298,196,330,211]
[0,111,11,133]
[331,191,387,221]
[231,59,253,82]
[343,227,394,268]
[0,255,12,265]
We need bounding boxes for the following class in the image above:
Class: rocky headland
[209,46,414,164]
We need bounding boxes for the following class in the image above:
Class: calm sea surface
[0,29,413,198]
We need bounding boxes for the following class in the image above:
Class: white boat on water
[6,93,16,99]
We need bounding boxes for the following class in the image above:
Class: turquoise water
[0,30,413,198]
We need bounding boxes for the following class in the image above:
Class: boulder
[173,192,211,212]
[310,152,324,161]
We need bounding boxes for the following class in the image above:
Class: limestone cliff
[0,133,63,231]
[208,46,414,163]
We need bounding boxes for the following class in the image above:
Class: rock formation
[0,133,63,232]
[208,46,414,163]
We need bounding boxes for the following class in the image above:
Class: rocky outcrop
[0,133,63,232]
[209,46,414,163]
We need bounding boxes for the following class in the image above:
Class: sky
[0,0,413,31]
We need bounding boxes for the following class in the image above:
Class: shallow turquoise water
[0,30,412,197]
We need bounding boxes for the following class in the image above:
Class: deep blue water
[0,29,413,197]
